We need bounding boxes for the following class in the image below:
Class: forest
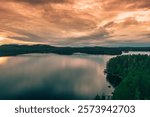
[106,55,150,100]
[0,44,122,56]
[1,44,150,57]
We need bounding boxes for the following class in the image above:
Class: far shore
[1,44,150,57]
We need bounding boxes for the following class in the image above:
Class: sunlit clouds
[0,36,5,41]
[115,11,150,22]
[0,0,150,46]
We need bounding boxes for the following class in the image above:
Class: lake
[0,54,115,100]
[0,52,149,100]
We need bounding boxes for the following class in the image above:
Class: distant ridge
[0,44,150,57]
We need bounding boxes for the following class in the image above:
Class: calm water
[0,52,149,100]
[0,54,115,100]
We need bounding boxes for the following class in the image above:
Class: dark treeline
[119,47,150,52]
[1,44,150,56]
[106,55,150,100]
[0,44,122,56]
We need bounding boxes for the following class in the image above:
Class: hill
[0,44,150,56]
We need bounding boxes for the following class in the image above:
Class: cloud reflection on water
[0,54,112,99]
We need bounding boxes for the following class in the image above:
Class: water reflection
[0,57,9,65]
[0,54,113,100]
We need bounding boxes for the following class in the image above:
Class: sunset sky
[0,0,150,46]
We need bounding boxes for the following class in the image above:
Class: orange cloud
[0,0,150,46]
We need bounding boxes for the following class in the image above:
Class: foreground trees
[106,55,150,100]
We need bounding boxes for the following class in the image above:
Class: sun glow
[0,36,5,41]
[0,57,8,65]
[0,38,41,45]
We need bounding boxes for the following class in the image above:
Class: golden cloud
[0,0,150,46]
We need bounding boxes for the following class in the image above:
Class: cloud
[102,0,150,10]
[19,0,68,4]
[0,0,149,46]
[72,28,110,41]
[0,0,70,4]
[7,32,43,43]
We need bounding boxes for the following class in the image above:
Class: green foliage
[106,55,150,100]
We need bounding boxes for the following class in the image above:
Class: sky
[0,0,150,46]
